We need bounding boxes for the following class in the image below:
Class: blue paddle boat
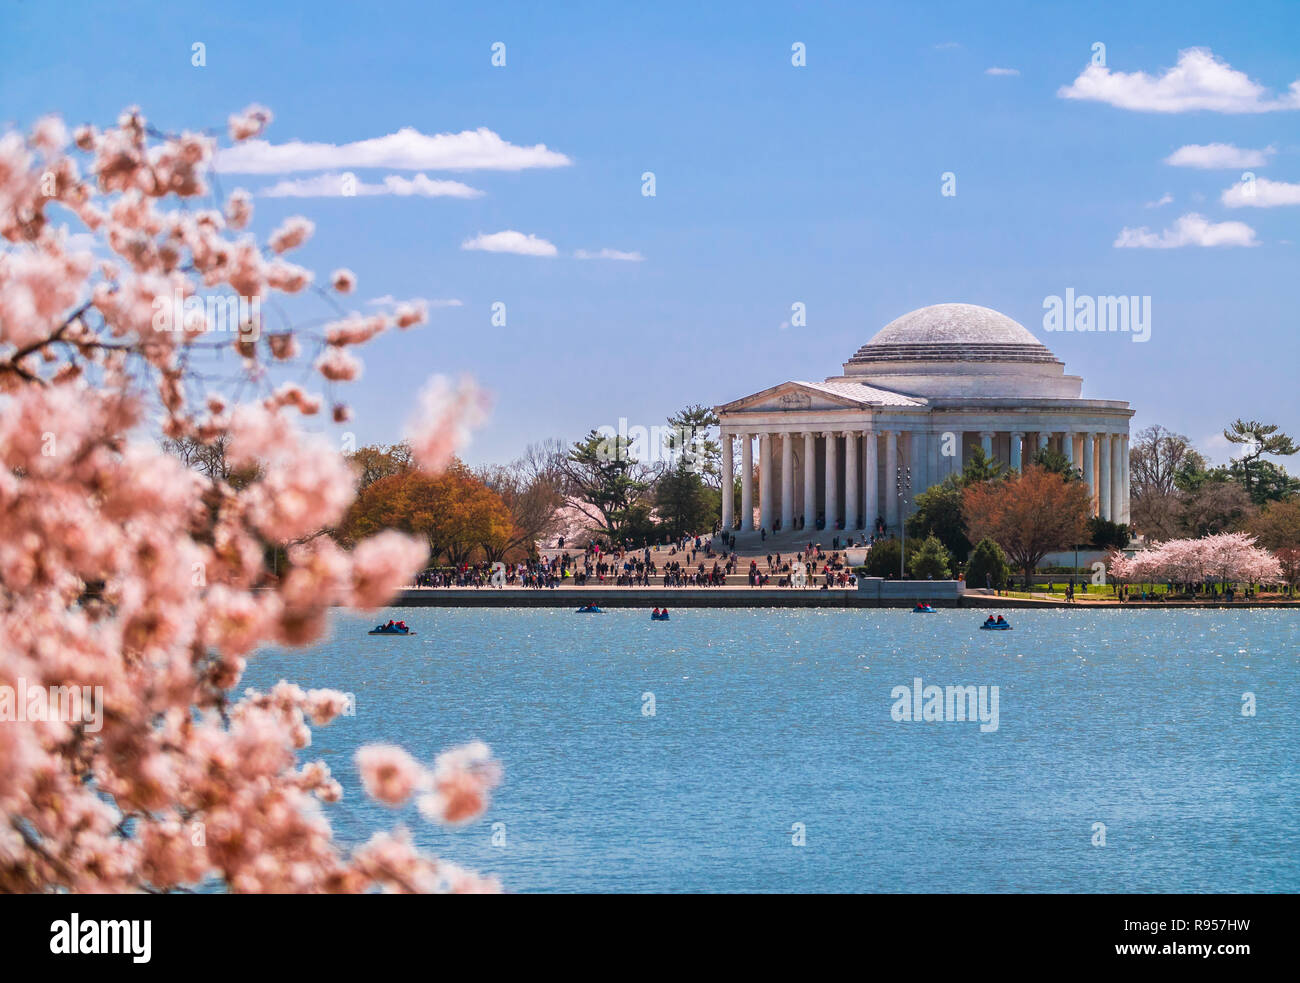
[912,604,937,613]
[979,619,1012,630]
[651,609,671,621]
[369,621,415,635]
[576,605,604,614]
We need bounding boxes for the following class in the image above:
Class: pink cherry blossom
[315,345,362,381]
[225,188,253,229]
[416,740,502,825]
[356,746,425,806]
[268,216,314,254]
[228,104,274,143]
[0,105,498,894]
[407,374,490,473]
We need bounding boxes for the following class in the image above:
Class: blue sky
[3,0,1298,466]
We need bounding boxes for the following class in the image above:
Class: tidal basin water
[244,608,1300,893]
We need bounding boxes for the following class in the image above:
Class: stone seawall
[393,588,891,608]
[386,588,1298,610]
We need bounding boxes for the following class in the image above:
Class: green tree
[909,534,952,579]
[1223,419,1299,503]
[1215,459,1300,505]
[1172,448,1212,493]
[863,537,918,579]
[1030,446,1080,481]
[619,501,660,547]
[664,404,722,488]
[559,430,651,542]
[961,445,1004,485]
[1086,516,1130,550]
[654,461,719,539]
[906,477,972,561]
[964,537,1010,591]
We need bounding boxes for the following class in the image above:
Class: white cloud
[368,295,463,309]
[1114,212,1258,248]
[461,230,558,257]
[216,126,571,174]
[1144,193,1173,208]
[1221,176,1300,208]
[574,248,644,261]
[258,172,483,198]
[1058,48,1300,113]
[1164,143,1274,169]
[933,42,962,51]
[985,67,1020,77]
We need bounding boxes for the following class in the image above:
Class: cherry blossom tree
[1108,532,1281,597]
[0,106,500,892]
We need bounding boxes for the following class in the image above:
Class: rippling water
[243,607,1300,893]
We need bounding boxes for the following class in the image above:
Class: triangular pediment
[716,380,923,414]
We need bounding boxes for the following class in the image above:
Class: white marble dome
[837,302,1077,397]
[847,303,1057,365]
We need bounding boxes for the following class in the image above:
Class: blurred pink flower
[356,746,425,806]
[407,375,489,473]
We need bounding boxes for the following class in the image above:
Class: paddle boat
[575,605,605,614]
[912,603,937,613]
[651,608,671,621]
[979,617,1012,630]
[369,620,415,635]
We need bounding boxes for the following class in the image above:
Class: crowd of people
[406,532,864,590]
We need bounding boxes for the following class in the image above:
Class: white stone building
[714,303,1133,536]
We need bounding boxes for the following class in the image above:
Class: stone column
[721,432,734,530]
[1110,433,1124,526]
[802,431,816,531]
[1082,432,1096,516]
[845,431,859,532]
[1038,432,1050,452]
[927,430,940,494]
[884,430,899,530]
[980,431,993,458]
[823,431,839,531]
[758,433,773,532]
[1098,434,1112,522]
[1063,431,1074,469]
[780,434,794,532]
[1121,434,1131,527]
[740,434,754,531]
[863,429,878,531]
[912,430,928,500]
[1009,431,1024,472]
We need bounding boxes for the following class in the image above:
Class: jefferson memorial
[714,303,1133,537]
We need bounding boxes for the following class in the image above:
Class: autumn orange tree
[342,460,513,567]
[963,465,1090,588]
[346,441,415,491]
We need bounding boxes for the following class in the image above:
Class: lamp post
[896,464,911,581]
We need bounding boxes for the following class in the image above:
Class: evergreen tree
[961,445,1004,484]
[906,477,972,561]
[654,461,719,539]
[1086,516,1130,550]
[1223,419,1299,503]
[964,537,1010,591]
[909,534,952,579]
